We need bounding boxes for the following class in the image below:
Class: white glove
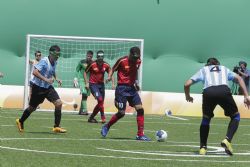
[73,77,78,87]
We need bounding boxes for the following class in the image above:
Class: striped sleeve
[190,68,204,83]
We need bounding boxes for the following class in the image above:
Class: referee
[184,57,250,155]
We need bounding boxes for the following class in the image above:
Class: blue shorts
[115,84,142,110]
[89,83,105,100]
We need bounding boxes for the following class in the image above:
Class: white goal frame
[23,34,144,109]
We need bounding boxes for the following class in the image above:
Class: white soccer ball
[155,130,168,142]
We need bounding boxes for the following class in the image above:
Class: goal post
[23,34,144,111]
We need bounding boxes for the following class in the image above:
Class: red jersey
[86,61,111,84]
[113,56,141,85]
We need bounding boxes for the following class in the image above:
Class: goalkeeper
[74,50,93,115]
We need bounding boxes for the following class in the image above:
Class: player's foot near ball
[136,135,151,141]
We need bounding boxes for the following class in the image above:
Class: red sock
[107,115,119,128]
[137,114,144,136]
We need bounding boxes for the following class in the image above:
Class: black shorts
[202,85,238,118]
[29,84,60,108]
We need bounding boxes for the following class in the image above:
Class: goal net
[24,34,144,111]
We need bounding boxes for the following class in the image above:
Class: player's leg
[47,86,66,133]
[16,84,44,132]
[219,88,239,155]
[79,80,88,115]
[99,84,106,123]
[129,91,150,141]
[200,88,217,154]
[101,85,127,137]
[88,83,102,123]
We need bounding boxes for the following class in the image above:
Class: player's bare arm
[184,79,194,103]
[53,73,62,86]
[83,71,89,89]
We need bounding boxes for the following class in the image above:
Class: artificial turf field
[1,109,250,167]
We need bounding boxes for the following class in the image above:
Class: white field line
[96,147,226,158]
[2,115,250,127]
[1,144,250,163]
[166,114,189,121]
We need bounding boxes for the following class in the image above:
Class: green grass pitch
[1,109,250,167]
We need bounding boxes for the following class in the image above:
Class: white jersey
[190,65,236,89]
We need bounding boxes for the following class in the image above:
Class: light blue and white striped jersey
[191,65,236,89]
[30,57,57,88]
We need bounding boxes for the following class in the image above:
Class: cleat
[136,135,151,141]
[16,119,24,132]
[199,147,207,155]
[88,118,98,123]
[52,127,67,133]
[79,111,89,115]
[101,124,109,137]
[221,139,233,156]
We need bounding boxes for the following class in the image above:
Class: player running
[16,45,66,133]
[101,46,151,141]
[84,50,112,123]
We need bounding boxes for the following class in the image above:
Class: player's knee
[136,108,144,116]
[54,99,62,109]
[201,117,211,125]
[116,110,125,118]
[134,104,143,111]
[231,113,240,121]
[97,97,104,106]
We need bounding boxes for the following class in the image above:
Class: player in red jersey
[84,50,112,123]
[101,46,151,141]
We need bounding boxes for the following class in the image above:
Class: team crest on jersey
[83,63,87,67]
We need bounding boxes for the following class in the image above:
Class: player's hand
[56,79,62,87]
[73,78,78,87]
[134,83,140,91]
[186,96,193,103]
[244,97,250,109]
[105,77,112,83]
[85,83,89,90]
[46,78,54,84]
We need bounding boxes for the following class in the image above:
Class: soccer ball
[155,130,168,142]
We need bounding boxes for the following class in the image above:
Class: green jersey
[75,59,92,95]
[75,59,89,79]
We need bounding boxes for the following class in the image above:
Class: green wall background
[1,0,250,93]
